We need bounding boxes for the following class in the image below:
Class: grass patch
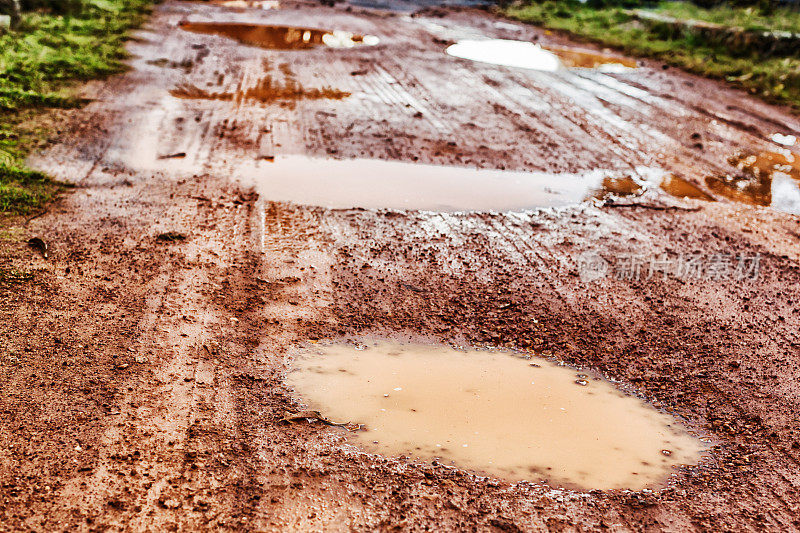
[0,0,155,214]
[0,165,58,213]
[650,2,800,33]
[502,1,800,111]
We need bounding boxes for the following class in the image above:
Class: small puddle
[445,39,636,72]
[591,174,714,202]
[659,174,715,201]
[729,150,800,182]
[590,175,642,199]
[211,0,280,9]
[170,78,349,105]
[706,150,800,213]
[239,156,702,211]
[545,44,638,70]
[771,133,796,147]
[179,22,379,50]
[286,343,707,490]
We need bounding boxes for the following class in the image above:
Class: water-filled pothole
[286,343,707,490]
[170,78,350,105]
[659,173,715,201]
[771,133,796,147]
[211,0,280,9]
[179,22,379,50]
[239,156,703,211]
[706,150,800,214]
[546,44,638,70]
[445,39,636,72]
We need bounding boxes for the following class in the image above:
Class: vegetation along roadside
[0,0,154,215]
[501,0,800,112]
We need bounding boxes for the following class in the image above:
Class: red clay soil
[2,0,800,530]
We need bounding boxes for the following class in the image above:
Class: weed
[503,1,800,112]
[0,0,154,214]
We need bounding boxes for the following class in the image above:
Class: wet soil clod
[27,237,48,259]
[156,232,187,242]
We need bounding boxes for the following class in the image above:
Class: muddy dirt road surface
[3,0,800,530]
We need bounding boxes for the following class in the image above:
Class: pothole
[210,0,280,9]
[659,174,715,201]
[545,44,638,70]
[771,133,796,147]
[445,39,636,72]
[593,173,715,202]
[705,149,800,214]
[286,343,708,491]
[170,78,350,105]
[178,22,379,50]
[237,156,704,211]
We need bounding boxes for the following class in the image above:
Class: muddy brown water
[240,156,706,211]
[445,39,636,72]
[211,0,280,9]
[178,22,379,49]
[170,78,350,105]
[660,173,715,201]
[545,45,638,70]
[706,149,800,214]
[286,343,707,491]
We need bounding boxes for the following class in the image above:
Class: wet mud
[6,0,800,531]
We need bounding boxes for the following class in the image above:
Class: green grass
[0,0,154,214]
[0,165,57,213]
[502,1,800,111]
[650,2,800,33]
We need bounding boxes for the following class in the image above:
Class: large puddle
[446,39,636,72]
[179,22,379,49]
[286,343,707,490]
[240,156,704,211]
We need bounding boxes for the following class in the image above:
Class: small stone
[160,498,180,509]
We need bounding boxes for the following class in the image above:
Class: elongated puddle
[170,79,350,105]
[446,39,636,72]
[286,343,707,490]
[240,156,704,211]
[211,0,280,9]
[179,22,379,49]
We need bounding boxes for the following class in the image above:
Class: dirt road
[2,0,800,530]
